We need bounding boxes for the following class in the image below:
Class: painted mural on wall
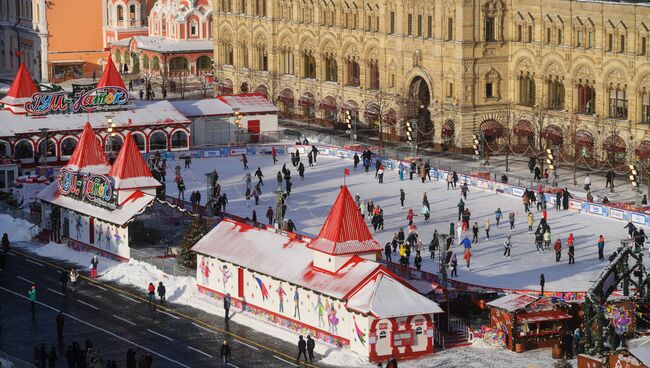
[69,211,89,243]
[604,305,633,335]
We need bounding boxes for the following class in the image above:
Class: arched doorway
[196,56,212,74]
[240,82,249,93]
[131,53,140,74]
[408,76,431,111]
[408,76,433,147]
[512,120,535,150]
[169,57,189,73]
[480,119,504,154]
[602,134,626,163]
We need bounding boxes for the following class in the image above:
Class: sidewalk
[280,118,641,206]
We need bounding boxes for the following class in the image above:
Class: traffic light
[546,148,555,171]
[629,164,639,188]
[405,121,413,142]
[472,134,481,159]
[345,110,352,130]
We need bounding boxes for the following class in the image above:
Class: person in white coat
[456,222,463,244]
[584,174,591,191]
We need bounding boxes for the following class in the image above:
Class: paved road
[0,249,321,368]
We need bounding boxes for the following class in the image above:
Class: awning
[513,120,534,138]
[480,119,502,138]
[636,140,650,160]
[385,110,397,125]
[342,101,359,113]
[573,130,594,147]
[298,94,314,108]
[49,60,86,65]
[602,135,626,153]
[364,104,379,121]
[518,310,573,323]
[218,80,233,94]
[543,125,563,144]
[442,120,455,138]
[319,97,337,112]
[278,89,294,105]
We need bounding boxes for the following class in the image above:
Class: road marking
[228,363,240,368]
[234,339,259,351]
[6,252,15,256]
[0,286,60,312]
[147,329,174,341]
[17,276,34,284]
[77,299,99,310]
[273,355,299,367]
[192,322,218,334]
[25,258,44,267]
[158,310,180,319]
[112,314,136,326]
[87,283,107,291]
[47,288,64,296]
[187,346,212,358]
[119,294,142,304]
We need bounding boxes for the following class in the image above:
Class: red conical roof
[97,55,126,90]
[109,132,160,189]
[306,186,382,255]
[65,122,110,174]
[0,62,38,109]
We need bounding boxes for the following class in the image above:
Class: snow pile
[0,214,34,242]
[12,241,118,274]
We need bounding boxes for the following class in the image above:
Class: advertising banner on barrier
[337,149,349,158]
[609,208,625,220]
[589,204,603,215]
[203,149,221,158]
[631,212,646,225]
[317,147,330,156]
[476,179,489,190]
[511,187,525,197]
[230,147,247,156]
[569,200,582,211]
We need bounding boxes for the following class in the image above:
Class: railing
[447,315,475,343]
[434,329,445,350]
[129,248,195,278]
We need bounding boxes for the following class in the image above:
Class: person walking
[157,282,166,303]
[271,146,278,164]
[584,174,591,191]
[554,239,562,262]
[399,189,405,209]
[90,256,99,278]
[495,208,502,227]
[471,222,479,244]
[28,284,37,317]
[69,269,79,293]
[509,211,515,231]
[597,235,605,260]
[503,235,512,258]
[241,153,249,170]
[429,231,439,260]
[527,212,535,233]
[224,293,231,320]
[450,253,458,277]
[56,312,65,341]
[485,219,491,239]
[147,283,155,304]
[220,341,231,367]
[296,335,308,362]
[59,269,68,294]
[457,199,465,221]
[306,335,315,363]
[2,233,9,253]
[414,251,422,271]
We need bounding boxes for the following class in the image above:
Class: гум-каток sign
[24,86,130,115]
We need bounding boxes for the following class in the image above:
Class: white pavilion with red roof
[36,122,184,261]
[0,57,190,168]
[191,185,443,362]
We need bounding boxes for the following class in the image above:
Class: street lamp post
[233,108,243,143]
[39,128,48,173]
[106,118,117,160]
[274,184,285,229]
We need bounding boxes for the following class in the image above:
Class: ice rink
[164,152,640,293]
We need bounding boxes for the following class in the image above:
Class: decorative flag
[353,316,366,346]
[252,275,269,301]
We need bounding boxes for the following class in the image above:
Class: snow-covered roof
[109,133,160,189]
[170,99,233,117]
[96,56,126,90]
[192,219,384,300]
[65,122,110,174]
[307,185,382,255]
[0,100,189,138]
[629,347,650,366]
[0,62,38,111]
[346,274,443,318]
[486,293,538,312]
[38,184,155,225]
[217,94,279,114]
[111,36,213,53]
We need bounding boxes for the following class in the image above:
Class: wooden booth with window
[487,293,574,352]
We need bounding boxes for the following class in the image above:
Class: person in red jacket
[271,146,277,164]
[407,209,414,224]
[147,283,155,304]
[554,239,562,262]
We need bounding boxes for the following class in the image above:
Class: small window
[485,16,495,41]
[557,29,562,45]
[620,34,625,52]
[447,83,454,97]
[546,27,551,44]
[427,15,432,38]
[517,25,522,42]
[642,37,647,56]
[379,331,387,339]
[528,26,533,43]
[390,74,395,88]
[448,18,454,40]
[415,327,423,335]
[588,31,594,48]
[486,82,494,98]
[608,34,613,51]
[576,30,582,47]
[407,14,413,36]
[389,11,395,34]
[190,21,198,36]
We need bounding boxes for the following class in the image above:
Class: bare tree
[172,71,190,100]
[562,113,582,186]
[530,98,553,172]
[365,90,404,149]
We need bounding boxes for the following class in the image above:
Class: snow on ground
[14,238,570,367]
[164,153,641,292]
[0,214,35,242]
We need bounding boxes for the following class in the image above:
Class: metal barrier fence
[129,248,195,278]
[0,202,40,225]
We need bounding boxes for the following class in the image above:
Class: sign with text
[25,86,130,115]
[57,168,117,209]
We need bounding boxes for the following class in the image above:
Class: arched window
[368,60,379,90]
[149,131,168,151]
[60,137,78,157]
[169,57,189,72]
[346,57,360,86]
[117,5,124,21]
[518,73,535,106]
[132,133,146,151]
[609,86,628,119]
[190,20,198,36]
[302,51,316,79]
[152,56,160,71]
[324,54,337,82]
[142,55,150,70]
[642,89,650,124]
[171,131,188,149]
[546,78,564,110]
[0,141,10,157]
[106,135,124,153]
[577,84,595,114]
[15,140,33,161]
[129,4,136,20]
[37,139,57,160]
[280,46,293,75]
[196,56,212,72]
